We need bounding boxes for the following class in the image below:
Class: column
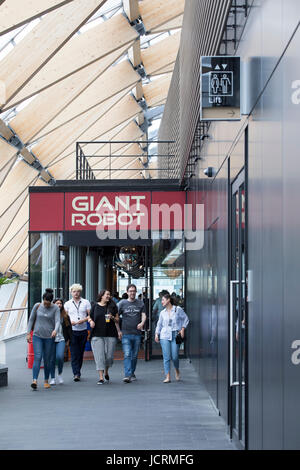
[98,255,106,292]
[69,246,85,298]
[85,250,98,303]
[41,233,58,296]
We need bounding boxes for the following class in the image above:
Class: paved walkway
[0,336,236,450]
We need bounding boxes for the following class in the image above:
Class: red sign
[151,192,186,230]
[29,191,187,232]
[29,193,64,231]
[65,192,151,231]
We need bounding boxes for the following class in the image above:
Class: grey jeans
[91,336,117,371]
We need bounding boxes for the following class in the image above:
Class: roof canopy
[0,0,184,276]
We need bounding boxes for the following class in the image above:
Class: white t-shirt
[64,298,91,331]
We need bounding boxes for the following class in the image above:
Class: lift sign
[201,56,240,121]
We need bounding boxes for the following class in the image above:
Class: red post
[27,331,34,369]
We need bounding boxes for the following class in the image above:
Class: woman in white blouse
[155,293,189,383]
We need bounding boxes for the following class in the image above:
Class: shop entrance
[28,185,187,361]
[29,237,186,361]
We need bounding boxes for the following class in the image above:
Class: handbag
[176,331,184,345]
[174,306,185,344]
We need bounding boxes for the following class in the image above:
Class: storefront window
[151,235,185,356]
[29,233,62,310]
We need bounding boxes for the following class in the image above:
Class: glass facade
[29,232,186,358]
[29,233,62,310]
[151,236,185,357]
[152,237,185,300]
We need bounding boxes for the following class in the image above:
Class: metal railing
[75,140,176,181]
[182,119,211,187]
[76,145,96,180]
[0,307,28,341]
[219,0,251,55]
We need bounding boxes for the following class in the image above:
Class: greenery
[0,276,17,287]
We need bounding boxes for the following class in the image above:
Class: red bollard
[27,331,34,369]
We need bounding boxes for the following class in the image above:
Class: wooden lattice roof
[0,0,184,276]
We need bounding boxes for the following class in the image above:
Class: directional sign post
[201,56,240,121]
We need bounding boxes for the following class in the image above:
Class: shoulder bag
[175,307,185,345]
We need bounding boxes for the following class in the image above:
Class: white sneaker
[58,375,64,384]
[50,378,56,385]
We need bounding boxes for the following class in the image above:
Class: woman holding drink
[88,289,122,385]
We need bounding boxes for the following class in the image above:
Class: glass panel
[41,233,59,294]
[231,182,247,445]
[29,233,62,310]
[151,236,185,357]
[29,233,42,311]
[231,191,240,435]
[59,247,69,301]
[115,247,150,360]
[232,281,239,432]
[240,184,246,444]
[117,272,148,296]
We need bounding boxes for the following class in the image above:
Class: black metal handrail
[76,146,96,180]
[76,140,176,181]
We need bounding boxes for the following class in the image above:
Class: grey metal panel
[199,1,300,449]
[237,0,300,115]
[215,171,229,419]
[260,0,285,85]
[185,166,229,423]
[246,18,300,447]
[281,25,300,450]
[247,115,264,450]
[282,0,300,43]
[166,0,300,450]
[240,0,300,450]
[260,66,284,450]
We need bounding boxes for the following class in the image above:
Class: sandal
[31,381,37,390]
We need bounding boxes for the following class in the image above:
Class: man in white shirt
[64,283,91,381]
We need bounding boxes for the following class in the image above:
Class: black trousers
[70,330,88,377]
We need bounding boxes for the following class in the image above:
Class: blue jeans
[122,334,141,377]
[32,335,55,381]
[50,340,66,378]
[160,331,180,375]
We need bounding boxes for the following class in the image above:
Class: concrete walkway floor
[0,336,236,451]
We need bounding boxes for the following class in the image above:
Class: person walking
[152,292,163,323]
[152,290,169,324]
[89,289,122,385]
[155,292,189,383]
[118,284,146,383]
[111,291,120,304]
[26,288,60,390]
[49,299,72,385]
[64,284,91,382]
